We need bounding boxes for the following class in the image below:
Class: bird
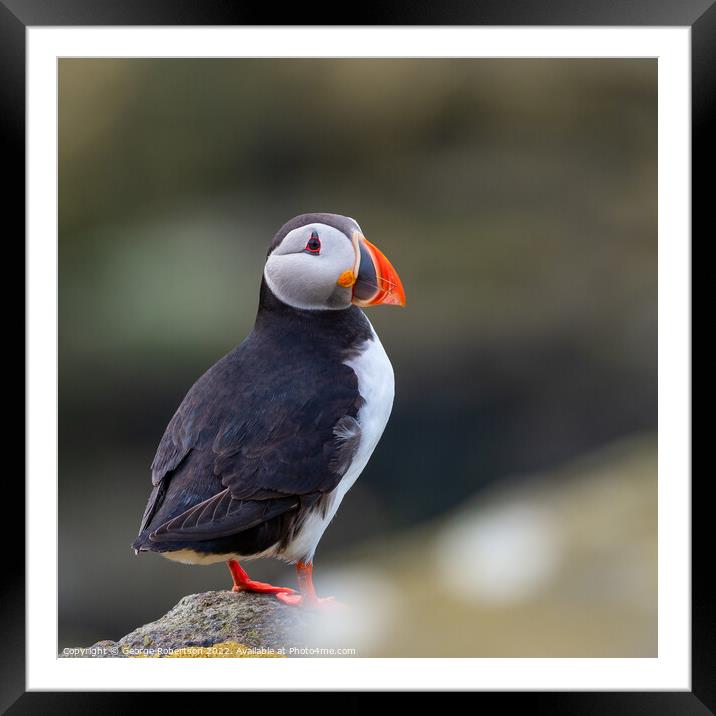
[131,213,405,608]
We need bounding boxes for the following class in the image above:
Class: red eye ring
[305,231,321,254]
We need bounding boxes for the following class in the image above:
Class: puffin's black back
[132,278,373,557]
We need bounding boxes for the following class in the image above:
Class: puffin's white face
[264,222,359,310]
[264,216,406,311]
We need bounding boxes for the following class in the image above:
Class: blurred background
[59,59,657,656]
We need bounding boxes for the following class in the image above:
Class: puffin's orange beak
[349,232,406,307]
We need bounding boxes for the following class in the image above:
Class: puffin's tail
[131,481,168,553]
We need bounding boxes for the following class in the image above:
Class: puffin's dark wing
[211,389,361,499]
[140,330,363,544]
[150,489,299,541]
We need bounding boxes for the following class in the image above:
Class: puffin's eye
[305,231,321,254]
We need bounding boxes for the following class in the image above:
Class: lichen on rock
[60,591,316,658]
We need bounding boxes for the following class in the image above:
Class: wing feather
[149,489,299,541]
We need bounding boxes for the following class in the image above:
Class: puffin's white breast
[336,321,395,499]
[280,319,395,563]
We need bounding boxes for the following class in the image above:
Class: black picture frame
[8,1,703,711]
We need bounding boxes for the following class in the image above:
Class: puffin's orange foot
[232,580,295,595]
[275,560,345,609]
[226,559,294,595]
[275,592,344,610]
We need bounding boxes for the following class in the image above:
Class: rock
[59,591,317,658]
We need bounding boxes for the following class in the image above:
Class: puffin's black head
[263,212,406,311]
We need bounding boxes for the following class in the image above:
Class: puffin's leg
[226,559,295,595]
[276,561,340,608]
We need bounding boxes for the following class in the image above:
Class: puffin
[132,213,405,608]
